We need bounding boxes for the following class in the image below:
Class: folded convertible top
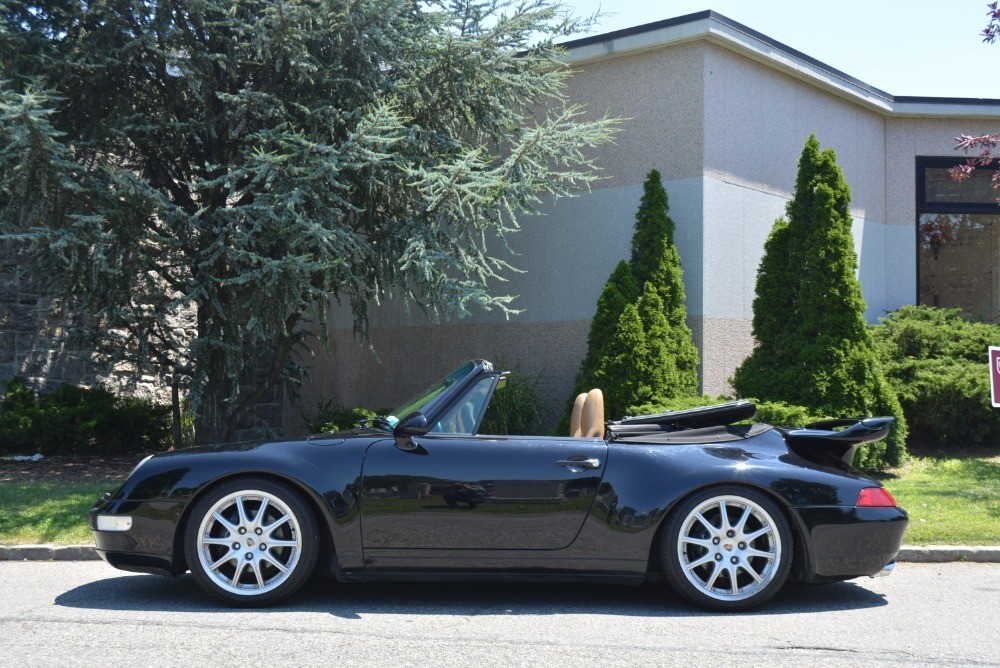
[607,400,757,436]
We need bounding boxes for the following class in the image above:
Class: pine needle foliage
[732,135,907,469]
[0,0,618,443]
[561,169,698,425]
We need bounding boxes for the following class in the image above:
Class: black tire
[660,485,793,611]
[184,477,320,606]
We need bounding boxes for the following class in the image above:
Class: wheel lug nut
[255,528,263,535]
[233,543,241,550]
[238,527,247,535]
[259,544,267,551]
[731,556,739,564]
[715,553,723,561]
[726,530,735,538]
[712,537,720,545]
[245,553,253,560]
[738,542,746,550]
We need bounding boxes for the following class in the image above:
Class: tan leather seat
[569,393,588,437]
[580,388,605,439]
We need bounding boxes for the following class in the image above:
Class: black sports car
[91,359,907,611]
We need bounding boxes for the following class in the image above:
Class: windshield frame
[387,361,485,426]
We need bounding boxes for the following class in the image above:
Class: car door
[360,433,608,551]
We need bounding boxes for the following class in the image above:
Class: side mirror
[393,412,429,450]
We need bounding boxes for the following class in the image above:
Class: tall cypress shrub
[732,135,907,469]
[593,304,651,419]
[577,260,639,392]
[632,170,700,397]
[560,169,699,426]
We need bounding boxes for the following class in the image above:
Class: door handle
[555,458,601,470]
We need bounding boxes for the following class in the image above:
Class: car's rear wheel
[184,477,319,606]
[661,486,792,611]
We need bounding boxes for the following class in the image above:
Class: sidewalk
[1,544,999,562]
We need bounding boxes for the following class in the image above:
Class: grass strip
[0,481,113,545]
[883,455,1000,546]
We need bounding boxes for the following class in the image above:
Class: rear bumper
[793,506,908,579]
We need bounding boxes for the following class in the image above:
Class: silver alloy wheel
[675,494,782,602]
[195,489,302,596]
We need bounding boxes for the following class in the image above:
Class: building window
[917,157,1000,322]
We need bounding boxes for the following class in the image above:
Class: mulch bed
[0,455,144,483]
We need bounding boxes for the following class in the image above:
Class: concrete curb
[1,544,999,563]
[895,545,1000,563]
[0,544,101,561]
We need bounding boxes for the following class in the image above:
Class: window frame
[915,157,1000,313]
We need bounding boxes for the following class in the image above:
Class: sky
[560,1,1000,99]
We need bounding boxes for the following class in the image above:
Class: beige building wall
[289,15,1000,432]
[698,43,892,395]
[289,43,709,432]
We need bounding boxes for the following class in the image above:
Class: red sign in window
[991,347,1000,409]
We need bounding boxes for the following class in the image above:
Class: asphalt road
[0,561,997,667]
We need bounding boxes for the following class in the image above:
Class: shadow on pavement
[55,574,887,617]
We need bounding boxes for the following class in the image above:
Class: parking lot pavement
[1,561,997,667]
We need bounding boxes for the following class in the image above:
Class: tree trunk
[194,301,234,445]
[171,380,182,450]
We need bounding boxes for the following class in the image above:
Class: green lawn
[0,481,113,545]
[1,455,998,546]
[883,455,1000,546]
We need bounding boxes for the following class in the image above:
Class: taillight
[857,487,897,507]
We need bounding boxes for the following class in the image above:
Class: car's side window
[430,376,494,434]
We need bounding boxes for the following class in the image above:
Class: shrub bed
[872,305,1000,445]
[0,377,170,456]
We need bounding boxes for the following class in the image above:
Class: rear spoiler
[783,417,895,467]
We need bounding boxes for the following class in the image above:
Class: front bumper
[90,497,186,577]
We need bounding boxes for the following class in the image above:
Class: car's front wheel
[661,486,792,611]
[184,477,319,606]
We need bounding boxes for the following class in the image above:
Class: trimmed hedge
[0,377,170,455]
[628,396,826,429]
[872,305,1000,445]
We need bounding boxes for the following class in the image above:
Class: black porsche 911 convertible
[91,359,907,611]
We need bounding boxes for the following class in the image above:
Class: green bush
[752,401,826,429]
[480,363,548,435]
[872,306,1000,445]
[628,395,826,428]
[732,135,906,470]
[301,400,379,433]
[563,169,700,424]
[0,377,170,456]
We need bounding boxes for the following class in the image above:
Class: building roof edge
[560,10,1000,118]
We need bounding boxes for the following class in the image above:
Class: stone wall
[0,245,95,393]
[0,244,284,442]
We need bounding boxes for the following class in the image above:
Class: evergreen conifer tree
[0,0,618,443]
[593,303,651,419]
[631,170,699,397]
[732,135,907,468]
[576,260,639,391]
[561,169,699,425]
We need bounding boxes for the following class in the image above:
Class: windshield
[386,361,478,426]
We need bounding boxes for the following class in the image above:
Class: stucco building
[290,10,1000,428]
